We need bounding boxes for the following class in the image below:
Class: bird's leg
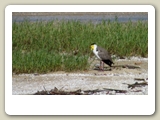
[109,66,112,71]
[99,61,104,71]
[102,62,104,71]
[99,61,102,70]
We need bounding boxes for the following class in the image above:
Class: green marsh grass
[12,19,148,73]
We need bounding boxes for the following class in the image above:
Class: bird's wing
[97,46,112,61]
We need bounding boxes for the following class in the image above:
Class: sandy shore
[12,57,148,95]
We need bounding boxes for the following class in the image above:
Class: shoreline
[12,12,148,16]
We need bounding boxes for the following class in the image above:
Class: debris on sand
[127,82,148,89]
[94,64,141,70]
[134,78,148,82]
[122,65,140,69]
[33,75,148,95]
[33,81,147,95]
[34,87,83,95]
[33,87,128,95]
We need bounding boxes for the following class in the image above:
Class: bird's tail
[102,60,114,67]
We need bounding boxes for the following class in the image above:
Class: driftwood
[102,88,127,93]
[134,78,148,81]
[33,77,148,95]
[127,82,148,89]
[34,87,83,95]
[34,87,129,95]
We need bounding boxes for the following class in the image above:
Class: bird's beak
[91,45,94,51]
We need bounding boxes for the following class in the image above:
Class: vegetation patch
[12,18,148,73]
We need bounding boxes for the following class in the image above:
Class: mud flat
[12,57,148,95]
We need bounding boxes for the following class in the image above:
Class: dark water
[12,14,148,23]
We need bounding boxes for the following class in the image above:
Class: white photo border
[5,5,155,115]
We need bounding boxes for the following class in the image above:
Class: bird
[90,43,114,71]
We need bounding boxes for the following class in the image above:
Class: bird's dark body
[97,46,114,67]
[102,60,113,67]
